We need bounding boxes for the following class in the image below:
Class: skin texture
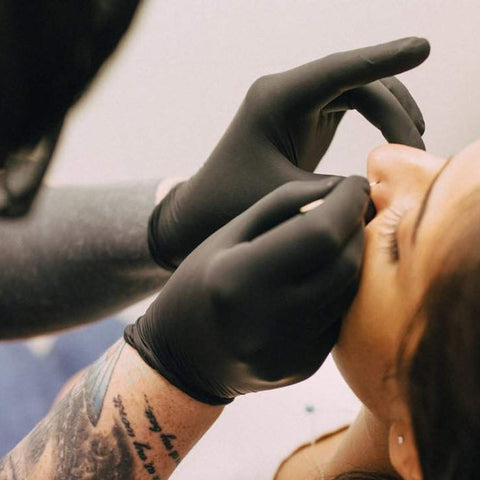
[0,181,170,339]
[0,340,222,480]
[333,139,480,478]
[333,143,446,420]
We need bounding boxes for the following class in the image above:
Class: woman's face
[333,139,480,421]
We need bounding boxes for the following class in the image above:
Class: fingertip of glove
[399,37,431,61]
[418,117,426,136]
[365,199,376,224]
[342,175,371,195]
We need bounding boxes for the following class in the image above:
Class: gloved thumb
[229,177,343,242]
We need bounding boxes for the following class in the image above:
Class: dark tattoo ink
[133,441,152,461]
[144,395,181,466]
[113,395,136,438]
[24,416,51,465]
[9,455,18,480]
[160,434,176,451]
[0,454,18,480]
[144,462,155,473]
[114,396,162,479]
[168,450,180,464]
[85,342,125,427]
[145,404,161,433]
[11,341,135,479]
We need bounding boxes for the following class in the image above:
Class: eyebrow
[412,156,454,244]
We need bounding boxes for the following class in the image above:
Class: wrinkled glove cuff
[147,182,186,271]
[124,322,234,406]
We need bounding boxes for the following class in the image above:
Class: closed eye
[379,207,405,262]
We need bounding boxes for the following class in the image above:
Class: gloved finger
[324,77,425,137]
[284,169,374,224]
[380,77,425,134]
[350,81,425,149]
[322,81,425,149]
[240,176,370,278]
[231,176,342,241]
[252,317,341,383]
[290,227,364,308]
[276,37,430,113]
[365,199,376,224]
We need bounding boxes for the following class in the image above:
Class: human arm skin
[0,339,222,479]
[276,407,396,479]
[0,180,172,339]
[324,407,396,478]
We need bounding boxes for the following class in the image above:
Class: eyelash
[380,207,404,262]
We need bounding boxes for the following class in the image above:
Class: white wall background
[49,0,480,187]
[45,1,480,477]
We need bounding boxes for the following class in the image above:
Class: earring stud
[397,435,404,445]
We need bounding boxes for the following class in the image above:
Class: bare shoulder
[274,425,349,480]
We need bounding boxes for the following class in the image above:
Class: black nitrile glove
[149,37,430,269]
[126,176,369,405]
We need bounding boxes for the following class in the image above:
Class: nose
[366,144,445,213]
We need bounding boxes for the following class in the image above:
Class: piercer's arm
[0,180,176,339]
[0,339,222,479]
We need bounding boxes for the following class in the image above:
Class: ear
[388,420,423,480]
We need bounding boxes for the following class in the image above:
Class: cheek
[334,292,405,419]
[338,247,400,364]
[333,230,406,419]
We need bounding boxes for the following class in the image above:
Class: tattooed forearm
[113,395,136,438]
[113,394,162,479]
[0,454,18,480]
[111,391,183,480]
[144,396,181,465]
[85,340,125,427]
[1,341,134,479]
[0,340,214,480]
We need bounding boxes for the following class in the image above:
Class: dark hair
[331,193,480,480]
[0,0,142,161]
[402,191,480,479]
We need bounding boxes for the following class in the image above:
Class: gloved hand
[149,37,430,269]
[126,175,369,405]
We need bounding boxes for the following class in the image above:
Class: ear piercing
[369,181,380,187]
[397,435,405,446]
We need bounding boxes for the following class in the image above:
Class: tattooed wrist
[0,340,217,480]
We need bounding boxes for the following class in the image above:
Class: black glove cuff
[123,323,234,407]
[147,182,186,271]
